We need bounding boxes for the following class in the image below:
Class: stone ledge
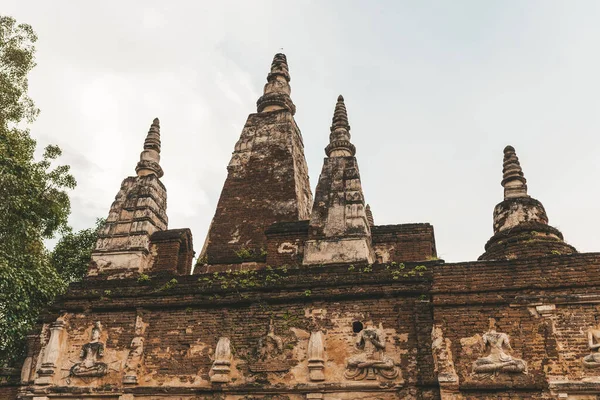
[549,380,600,393]
[265,220,309,235]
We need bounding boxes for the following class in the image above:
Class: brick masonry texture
[15,253,600,399]
[198,110,312,269]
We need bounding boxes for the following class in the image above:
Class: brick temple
[5,53,600,400]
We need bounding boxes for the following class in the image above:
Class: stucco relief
[471,321,526,378]
[249,320,292,373]
[583,325,600,368]
[344,323,399,381]
[307,331,325,381]
[210,337,232,383]
[70,322,107,377]
[123,315,147,384]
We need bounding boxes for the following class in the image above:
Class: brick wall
[22,262,436,399]
[432,253,600,398]
[372,223,437,263]
[17,253,600,399]
[265,220,308,267]
[202,110,312,267]
[149,228,194,275]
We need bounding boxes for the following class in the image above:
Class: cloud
[5,0,600,261]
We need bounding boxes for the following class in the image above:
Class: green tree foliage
[0,16,76,365]
[51,219,104,284]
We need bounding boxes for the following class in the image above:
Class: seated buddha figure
[583,326,600,368]
[70,322,108,377]
[473,325,526,375]
[345,323,398,380]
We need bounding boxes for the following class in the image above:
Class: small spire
[366,204,374,227]
[256,53,296,115]
[325,95,356,157]
[136,117,164,178]
[501,145,527,199]
[268,53,291,82]
[331,95,350,132]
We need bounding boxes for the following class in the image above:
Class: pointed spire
[325,95,356,157]
[256,53,296,115]
[197,53,313,270]
[366,204,374,227]
[331,95,350,132]
[304,94,373,265]
[90,117,168,277]
[479,145,576,260]
[136,118,164,178]
[501,145,527,199]
[268,53,291,81]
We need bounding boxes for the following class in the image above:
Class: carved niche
[472,321,526,377]
[70,322,108,377]
[344,323,399,381]
[35,317,66,384]
[123,315,147,384]
[248,320,292,373]
[210,337,233,383]
[307,331,325,381]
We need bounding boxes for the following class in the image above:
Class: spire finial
[331,95,350,132]
[269,53,290,81]
[325,95,355,157]
[501,145,527,199]
[256,53,296,115]
[136,117,164,178]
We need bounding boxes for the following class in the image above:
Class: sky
[4,0,600,263]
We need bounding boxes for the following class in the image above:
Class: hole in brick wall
[352,321,363,333]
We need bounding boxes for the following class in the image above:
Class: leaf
[0,14,80,367]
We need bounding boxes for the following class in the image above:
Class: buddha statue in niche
[345,322,398,380]
[472,320,526,376]
[583,325,600,368]
[70,321,108,377]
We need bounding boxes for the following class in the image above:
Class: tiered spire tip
[256,53,296,115]
[268,53,290,82]
[331,95,350,132]
[136,117,164,178]
[501,145,527,199]
[325,95,356,157]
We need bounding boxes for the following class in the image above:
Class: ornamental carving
[472,321,526,377]
[344,323,398,381]
[70,322,107,377]
[210,337,232,383]
[583,325,600,368]
[307,331,325,381]
[123,315,147,384]
[248,320,292,373]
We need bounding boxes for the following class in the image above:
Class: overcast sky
[5,1,600,263]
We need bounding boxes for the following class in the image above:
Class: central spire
[197,53,312,271]
[325,95,356,157]
[256,53,296,115]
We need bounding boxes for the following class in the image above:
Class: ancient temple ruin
[5,53,600,400]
